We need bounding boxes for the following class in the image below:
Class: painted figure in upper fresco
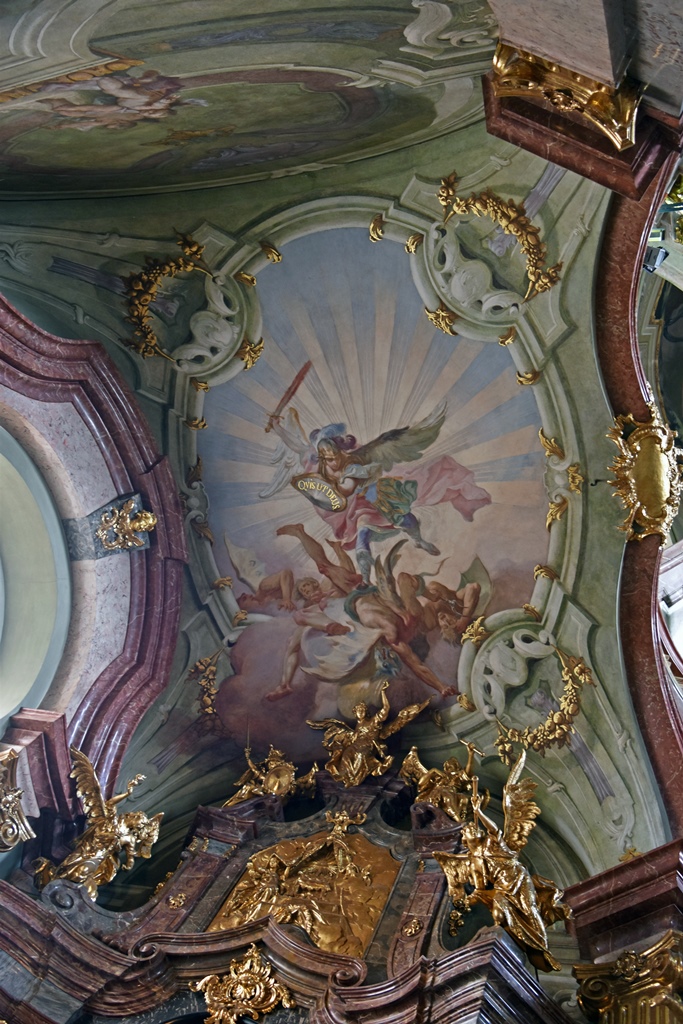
[262,393,491,585]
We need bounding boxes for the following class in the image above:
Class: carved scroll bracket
[0,748,36,851]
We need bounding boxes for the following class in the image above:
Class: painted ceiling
[0,2,682,1012]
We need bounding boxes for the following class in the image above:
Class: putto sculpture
[34,747,163,901]
[223,745,318,807]
[434,750,570,971]
[307,681,430,787]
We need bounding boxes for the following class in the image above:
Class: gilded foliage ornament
[517,369,542,386]
[369,213,386,242]
[546,496,568,529]
[425,302,459,335]
[191,945,295,1024]
[539,429,565,460]
[260,241,282,263]
[492,43,640,151]
[534,564,559,581]
[234,271,257,287]
[498,326,517,346]
[237,336,265,370]
[461,615,491,649]
[439,171,562,300]
[405,232,424,254]
[608,402,683,542]
[95,498,157,551]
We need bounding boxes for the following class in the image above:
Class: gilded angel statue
[399,741,489,822]
[307,681,430,787]
[223,745,318,807]
[34,746,163,901]
[434,751,570,972]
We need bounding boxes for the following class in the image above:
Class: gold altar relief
[608,402,683,543]
[369,213,386,242]
[95,498,157,550]
[494,647,594,764]
[208,811,399,958]
[438,171,562,300]
[399,742,489,823]
[34,747,162,900]
[0,749,36,851]
[223,746,318,807]
[125,233,210,360]
[237,336,265,370]
[574,930,683,1024]
[435,751,571,972]
[425,302,459,336]
[192,944,295,1024]
[307,681,430,787]
[491,43,640,152]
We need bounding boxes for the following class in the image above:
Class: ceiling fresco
[0,0,494,195]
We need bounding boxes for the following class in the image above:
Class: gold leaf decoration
[498,326,517,346]
[425,302,459,336]
[190,377,209,392]
[461,615,491,649]
[523,604,541,621]
[546,496,568,529]
[234,271,256,287]
[457,693,476,712]
[191,519,215,545]
[405,232,424,253]
[517,369,541,386]
[168,892,187,908]
[212,576,233,590]
[186,456,203,486]
[567,463,584,493]
[237,336,264,370]
[185,417,207,430]
[534,564,559,581]
[539,428,565,460]
[260,241,282,263]
[232,610,248,626]
[369,214,386,242]
[95,499,157,551]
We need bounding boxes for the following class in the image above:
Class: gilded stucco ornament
[461,615,491,649]
[95,498,157,551]
[494,647,595,765]
[405,232,424,254]
[0,749,36,851]
[435,751,571,972]
[34,748,162,900]
[260,241,282,263]
[534,564,559,581]
[191,945,295,1024]
[608,402,683,542]
[369,213,386,242]
[438,171,562,300]
[189,650,223,729]
[574,930,683,1024]
[492,42,640,151]
[237,335,265,370]
[425,301,459,335]
[307,680,430,787]
[223,746,318,807]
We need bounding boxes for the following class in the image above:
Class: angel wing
[380,697,431,739]
[259,409,311,499]
[69,746,107,824]
[433,850,472,898]
[502,750,541,852]
[350,402,446,473]
[305,717,354,748]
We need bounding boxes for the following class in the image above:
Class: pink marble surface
[0,293,187,803]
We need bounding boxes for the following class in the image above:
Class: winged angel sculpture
[34,747,163,901]
[307,680,430,787]
[262,395,490,585]
[434,751,570,972]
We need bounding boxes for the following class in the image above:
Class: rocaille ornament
[191,944,295,1024]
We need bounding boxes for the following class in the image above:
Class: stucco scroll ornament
[191,945,296,1024]
[608,402,683,543]
[95,497,157,550]
[0,749,36,851]
[435,751,571,972]
[573,930,683,1024]
[307,680,430,787]
[34,747,163,901]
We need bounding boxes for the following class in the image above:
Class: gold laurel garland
[438,172,562,301]
[494,648,594,765]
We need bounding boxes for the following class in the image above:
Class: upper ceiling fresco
[0,0,495,196]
